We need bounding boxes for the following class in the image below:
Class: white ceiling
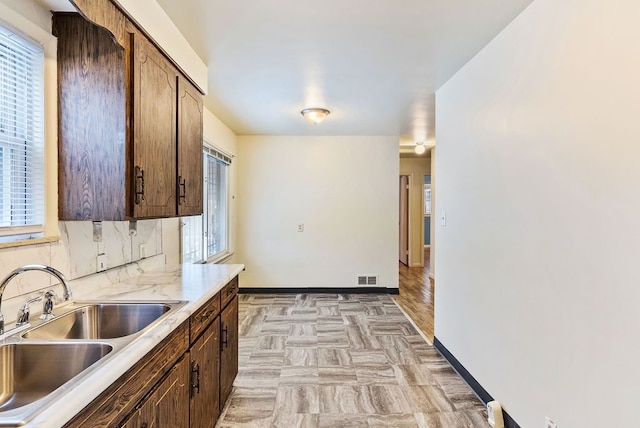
[37,0,534,140]
[155,0,533,140]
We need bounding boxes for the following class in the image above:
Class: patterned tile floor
[216,294,489,427]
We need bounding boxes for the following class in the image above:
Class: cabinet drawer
[190,293,220,344]
[221,276,238,308]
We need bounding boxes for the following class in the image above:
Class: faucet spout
[0,265,73,334]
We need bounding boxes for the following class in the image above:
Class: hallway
[394,248,434,342]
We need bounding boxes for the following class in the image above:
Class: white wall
[435,0,640,426]
[400,156,431,267]
[117,0,207,92]
[236,136,399,289]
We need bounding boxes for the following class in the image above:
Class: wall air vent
[358,275,378,286]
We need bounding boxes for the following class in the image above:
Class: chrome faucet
[16,295,43,327]
[0,265,73,334]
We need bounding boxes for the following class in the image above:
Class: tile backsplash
[0,220,163,323]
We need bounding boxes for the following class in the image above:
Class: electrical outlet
[545,417,557,428]
[297,223,304,232]
[97,254,107,272]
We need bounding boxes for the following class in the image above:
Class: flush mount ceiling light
[301,108,330,124]
[414,141,427,155]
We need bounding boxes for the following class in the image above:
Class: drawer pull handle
[200,309,214,320]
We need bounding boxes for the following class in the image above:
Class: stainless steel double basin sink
[0,301,186,426]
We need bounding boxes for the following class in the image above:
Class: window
[0,23,44,241]
[424,184,432,215]
[182,146,231,263]
[424,175,432,215]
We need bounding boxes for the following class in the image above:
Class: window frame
[0,18,45,241]
[0,5,58,247]
[181,143,231,264]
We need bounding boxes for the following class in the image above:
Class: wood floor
[394,248,434,342]
[216,293,489,427]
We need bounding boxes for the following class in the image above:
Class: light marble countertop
[17,262,245,428]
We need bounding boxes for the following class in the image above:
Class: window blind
[203,145,232,165]
[182,145,230,263]
[0,24,44,237]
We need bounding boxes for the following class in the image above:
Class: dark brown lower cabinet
[122,355,189,428]
[190,317,220,428]
[219,295,238,410]
[68,276,238,428]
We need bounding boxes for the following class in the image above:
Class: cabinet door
[121,356,189,428]
[54,13,127,221]
[131,31,177,218]
[219,296,238,410]
[120,405,154,428]
[190,317,220,428]
[177,76,203,216]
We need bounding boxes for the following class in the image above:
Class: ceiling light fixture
[301,108,330,124]
[414,141,427,155]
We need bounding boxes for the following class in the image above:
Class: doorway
[399,175,409,265]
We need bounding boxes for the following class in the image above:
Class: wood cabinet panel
[53,13,127,221]
[177,76,204,216]
[219,296,238,410]
[66,0,128,47]
[190,318,220,428]
[190,293,220,345]
[122,356,189,428]
[220,276,238,309]
[64,322,188,428]
[131,31,178,218]
[54,10,202,221]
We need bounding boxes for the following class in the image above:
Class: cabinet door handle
[135,166,145,204]
[191,361,200,397]
[178,175,186,204]
[222,325,229,348]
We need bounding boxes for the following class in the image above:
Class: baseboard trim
[433,337,521,428]
[239,287,400,295]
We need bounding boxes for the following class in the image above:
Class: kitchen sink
[0,300,185,425]
[22,303,172,340]
[0,342,112,412]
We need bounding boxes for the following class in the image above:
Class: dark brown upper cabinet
[177,76,204,217]
[53,7,203,221]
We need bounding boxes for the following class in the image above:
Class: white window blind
[0,24,44,239]
[205,151,228,258]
